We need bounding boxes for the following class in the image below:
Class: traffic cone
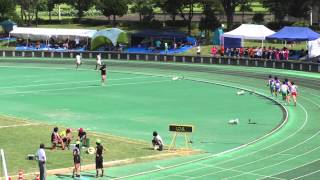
[35,174,40,180]
[18,170,24,180]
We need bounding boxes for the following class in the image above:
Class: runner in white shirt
[152,131,164,151]
[95,54,102,70]
[290,82,298,106]
[75,54,82,70]
[281,81,289,105]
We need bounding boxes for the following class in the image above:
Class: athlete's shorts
[291,92,297,96]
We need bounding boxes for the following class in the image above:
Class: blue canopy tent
[266,26,320,41]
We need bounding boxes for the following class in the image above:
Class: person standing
[72,141,81,178]
[36,143,46,180]
[95,54,102,70]
[196,45,201,56]
[95,139,104,177]
[164,43,169,54]
[75,54,82,70]
[100,64,107,86]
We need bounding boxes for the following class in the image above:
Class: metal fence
[0,50,319,73]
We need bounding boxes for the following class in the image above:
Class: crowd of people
[210,46,307,60]
[267,75,298,106]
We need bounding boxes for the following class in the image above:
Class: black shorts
[74,155,81,164]
[96,156,103,169]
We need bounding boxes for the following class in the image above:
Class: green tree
[96,0,128,26]
[176,0,199,35]
[154,0,183,22]
[65,0,95,19]
[130,0,154,21]
[261,0,288,22]
[239,0,252,23]
[199,1,221,39]
[17,0,44,25]
[219,0,242,29]
[0,0,16,20]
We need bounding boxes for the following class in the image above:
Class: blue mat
[15,46,85,52]
[0,37,16,41]
[125,45,194,54]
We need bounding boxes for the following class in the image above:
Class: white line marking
[0,79,171,96]
[0,123,38,129]
[0,76,155,90]
[290,169,320,180]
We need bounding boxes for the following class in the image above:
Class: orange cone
[35,174,40,180]
[18,170,24,180]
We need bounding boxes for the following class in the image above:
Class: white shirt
[281,84,288,92]
[37,148,46,162]
[197,46,201,53]
[96,55,101,65]
[154,135,163,145]
[76,55,81,63]
[291,85,297,93]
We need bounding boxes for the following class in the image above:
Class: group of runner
[267,75,298,106]
[75,53,107,86]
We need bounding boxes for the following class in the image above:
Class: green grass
[0,116,160,175]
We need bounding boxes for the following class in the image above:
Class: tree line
[0,0,319,33]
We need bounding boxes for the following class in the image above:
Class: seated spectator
[78,128,87,147]
[61,128,72,149]
[51,127,65,150]
[152,131,163,151]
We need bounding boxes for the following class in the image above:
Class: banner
[308,38,320,58]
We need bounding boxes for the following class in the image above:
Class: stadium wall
[0,50,319,73]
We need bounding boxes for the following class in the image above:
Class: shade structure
[266,26,320,41]
[222,24,275,40]
[9,27,97,41]
[0,20,17,33]
[131,30,188,46]
[91,28,128,50]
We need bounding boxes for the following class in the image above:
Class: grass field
[0,58,287,179]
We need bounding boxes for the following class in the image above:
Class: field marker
[0,123,38,129]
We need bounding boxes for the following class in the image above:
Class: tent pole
[7,34,10,47]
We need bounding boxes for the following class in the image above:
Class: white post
[1,149,8,180]
[310,7,313,26]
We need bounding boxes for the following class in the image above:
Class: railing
[0,50,319,73]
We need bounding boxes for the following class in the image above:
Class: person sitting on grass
[78,128,87,147]
[51,127,65,150]
[61,128,72,149]
[152,131,163,151]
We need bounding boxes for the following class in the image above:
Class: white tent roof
[222,24,275,40]
[9,27,97,41]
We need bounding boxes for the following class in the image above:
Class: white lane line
[0,79,171,96]
[0,123,38,129]
[291,169,320,180]
[0,76,156,90]
[219,101,320,180]
[263,158,320,179]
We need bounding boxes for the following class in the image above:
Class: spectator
[196,45,201,56]
[78,128,87,147]
[36,143,46,180]
[152,131,164,151]
[51,127,65,150]
[211,46,217,57]
[61,128,72,149]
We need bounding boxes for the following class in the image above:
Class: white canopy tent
[222,24,275,40]
[9,27,97,41]
[222,24,275,47]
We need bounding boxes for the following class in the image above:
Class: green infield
[0,59,285,179]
